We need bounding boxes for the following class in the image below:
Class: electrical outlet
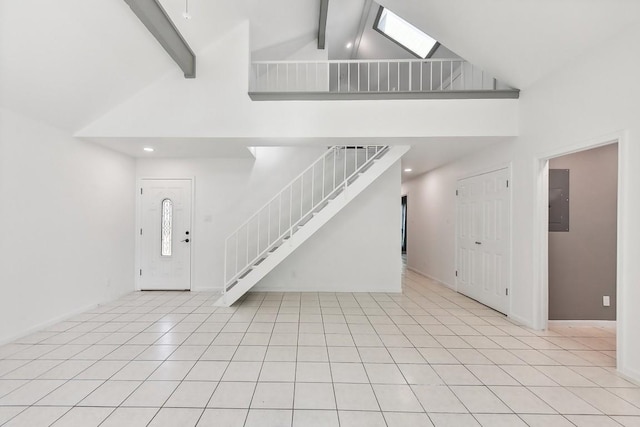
[603,296,610,307]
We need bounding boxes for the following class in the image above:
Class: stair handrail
[223,145,388,292]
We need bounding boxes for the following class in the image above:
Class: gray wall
[549,143,618,320]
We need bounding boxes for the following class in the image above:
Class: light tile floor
[0,270,637,426]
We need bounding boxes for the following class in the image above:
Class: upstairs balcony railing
[249,58,519,100]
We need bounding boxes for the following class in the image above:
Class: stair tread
[239,269,253,279]
[226,281,239,291]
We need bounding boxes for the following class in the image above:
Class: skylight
[374,7,438,59]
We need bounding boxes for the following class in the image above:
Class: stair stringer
[213,145,410,307]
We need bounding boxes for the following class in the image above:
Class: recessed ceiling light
[143,147,154,152]
[404,168,412,172]
[346,42,353,49]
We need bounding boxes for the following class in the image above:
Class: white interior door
[140,179,192,290]
[456,168,510,314]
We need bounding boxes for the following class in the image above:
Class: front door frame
[135,177,195,291]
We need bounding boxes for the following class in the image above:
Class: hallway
[0,271,635,426]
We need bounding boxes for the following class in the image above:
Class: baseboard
[252,286,402,293]
[407,266,535,328]
[192,287,223,293]
[406,265,429,278]
[548,320,617,329]
[0,289,131,346]
[618,365,640,386]
[406,266,455,290]
[508,313,534,328]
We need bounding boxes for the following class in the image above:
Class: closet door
[456,168,510,314]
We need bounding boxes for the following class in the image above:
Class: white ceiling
[86,134,506,182]
[351,2,422,60]
[87,137,256,159]
[158,0,322,61]
[326,0,367,60]
[0,0,176,131]
[399,137,511,180]
[246,0,320,56]
[326,0,431,61]
[155,0,246,53]
[2,0,639,177]
[379,0,640,89]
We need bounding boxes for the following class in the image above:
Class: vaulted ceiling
[3,0,639,132]
[1,0,639,176]
[380,0,640,89]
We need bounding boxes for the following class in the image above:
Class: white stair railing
[223,145,388,293]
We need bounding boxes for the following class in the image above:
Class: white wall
[0,108,136,344]
[136,147,327,290]
[286,40,329,61]
[401,140,514,288]
[401,23,640,382]
[256,162,402,293]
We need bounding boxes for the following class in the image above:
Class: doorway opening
[534,134,628,373]
[401,195,407,254]
[546,143,618,365]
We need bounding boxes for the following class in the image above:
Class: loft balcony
[249,58,519,101]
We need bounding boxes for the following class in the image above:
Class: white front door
[140,179,192,290]
[456,168,510,314]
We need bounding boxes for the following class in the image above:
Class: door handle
[181,239,190,243]
[475,241,482,245]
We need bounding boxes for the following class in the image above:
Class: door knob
[181,238,190,243]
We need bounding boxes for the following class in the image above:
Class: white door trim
[135,177,196,291]
[455,165,512,317]
[532,130,628,377]
[457,161,513,183]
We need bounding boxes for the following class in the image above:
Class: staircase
[214,145,410,307]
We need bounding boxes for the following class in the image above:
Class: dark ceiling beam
[124,0,196,78]
[318,0,329,49]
